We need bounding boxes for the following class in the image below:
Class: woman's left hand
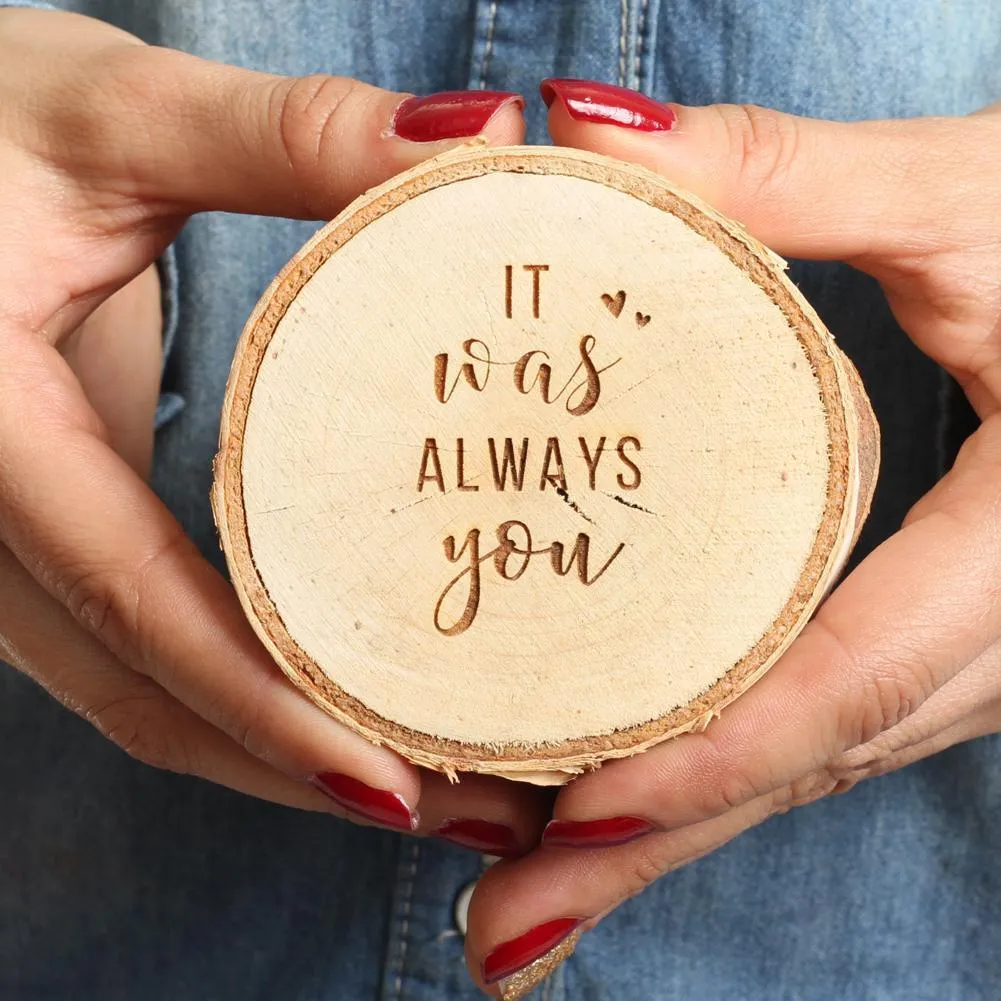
[465,83,1001,998]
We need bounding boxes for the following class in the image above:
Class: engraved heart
[601,290,626,318]
[636,312,651,328]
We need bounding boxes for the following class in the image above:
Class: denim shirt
[2,2,1001,1000]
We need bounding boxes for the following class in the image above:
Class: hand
[0,8,548,851]
[464,82,1001,997]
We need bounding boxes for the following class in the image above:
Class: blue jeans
[2,1,1001,998]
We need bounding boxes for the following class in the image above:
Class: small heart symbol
[636,312,652,328]
[601,290,626,318]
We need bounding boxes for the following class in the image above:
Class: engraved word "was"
[434,336,621,417]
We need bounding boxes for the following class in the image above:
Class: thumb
[541,78,996,265]
[30,20,524,220]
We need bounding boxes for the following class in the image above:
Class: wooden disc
[213,145,878,784]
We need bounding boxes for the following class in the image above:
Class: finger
[60,265,162,478]
[541,82,1001,398]
[464,790,780,1000]
[0,330,424,817]
[831,703,1001,789]
[465,691,1001,1001]
[463,691,1001,1001]
[539,418,1001,842]
[5,30,526,341]
[830,642,1001,778]
[25,29,525,220]
[417,771,553,857]
[0,542,343,813]
[541,79,999,264]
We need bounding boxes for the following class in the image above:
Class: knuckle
[623,845,669,899]
[765,774,839,820]
[197,665,280,765]
[719,103,802,204]
[787,771,838,809]
[827,748,895,790]
[57,522,187,672]
[831,775,863,796]
[62,567,129,651]
[828,740,882,780]
[713,765,766,813]
[767,782,796,815]
[128,525,187,669]
[809,612,930,753]
[232,682,273,761]
[623,823,743,893]
[272,74,364,184]
[854,670,931,745]
[693,732,771,816]
[87,693,195,775]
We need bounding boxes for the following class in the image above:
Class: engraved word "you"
[434,520,625,637]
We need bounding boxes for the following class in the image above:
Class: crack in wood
[603,491,658,516]
[389,495,433,516]
[556,486,595,525]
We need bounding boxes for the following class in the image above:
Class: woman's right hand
[0,7,544,853]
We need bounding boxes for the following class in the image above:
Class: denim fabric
[2,2,1001,999]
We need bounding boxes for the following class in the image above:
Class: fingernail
[496,928,583,1001]
[310,772,418,832]
[540,78,677,132]
[390,90,524,143]
[433,818,522,858]
[483,918,583,989]
[542,815,658,849]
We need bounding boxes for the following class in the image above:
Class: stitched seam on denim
[618,0,629,87]
[390,840,420,1001]
[635,0,650,89]
[480,0,500,90]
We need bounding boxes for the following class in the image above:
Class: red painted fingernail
[432,818,523,858]
[542,816,658,849]
[310,772,418,832]
[391,90,524,142]
[540,78,676,132]
[483,918,583,985]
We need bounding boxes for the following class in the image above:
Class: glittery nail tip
[497,930,582,1000]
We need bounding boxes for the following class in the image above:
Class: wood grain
[212,145,879,783]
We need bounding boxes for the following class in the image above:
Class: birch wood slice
[213,145,879,785]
